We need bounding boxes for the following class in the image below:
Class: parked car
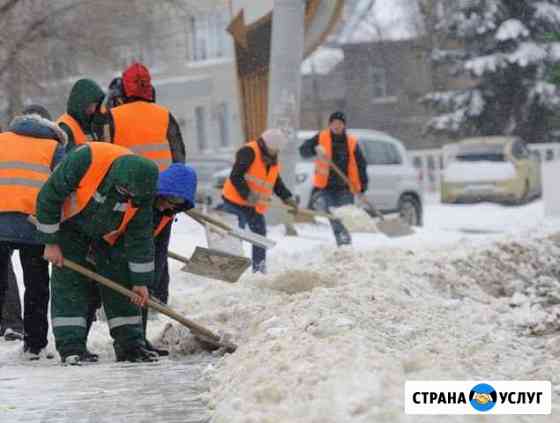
[440,136,542,204]
[188,158,233,207]
[295,129,424,226]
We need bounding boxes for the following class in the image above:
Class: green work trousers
[51,226,145,359]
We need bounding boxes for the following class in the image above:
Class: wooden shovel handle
[269,201,336,220]
[63,258,235,350]
[186,209,232,232]
[318,152,384,220]
[167,251,190,264]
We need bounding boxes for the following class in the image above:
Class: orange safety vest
[223,141,279,215]
[105,213,173,246]
[314,130,362,194]
[60,142,139,245]
[57,113,89,146]
[0,132,58,215]
[111,102,172,171]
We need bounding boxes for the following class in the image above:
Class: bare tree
[0,0,213,124]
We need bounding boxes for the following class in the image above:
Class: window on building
[216,102,230,147]
[370,66,388,98]
[188,11,233,62]
[195,106,207,151]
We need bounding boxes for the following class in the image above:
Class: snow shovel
[319,153,414,237]
[63,258,237,353]
[168,249,251,283]
[186,209,276,249]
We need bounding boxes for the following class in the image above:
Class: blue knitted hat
[157,163,197,209]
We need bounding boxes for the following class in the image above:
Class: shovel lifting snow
[168,249,251,283]
[318,153,414,238]
[63,258,237,353]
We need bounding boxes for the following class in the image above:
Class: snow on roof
[495,19,529,42]
[337,0,421,44]
[301,47,344,75]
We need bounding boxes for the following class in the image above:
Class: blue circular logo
[469,383,497,412]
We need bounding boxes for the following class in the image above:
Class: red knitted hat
[122,62,153,101]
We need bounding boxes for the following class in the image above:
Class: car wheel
[398,195,421,226]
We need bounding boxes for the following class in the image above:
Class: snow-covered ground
[2,196,560,422]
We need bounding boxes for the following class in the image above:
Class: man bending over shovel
[222,129,297,274]
[36,142,160,365]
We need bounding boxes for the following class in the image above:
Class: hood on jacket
[67,79,105,130]
[8,113,67,145]
[110,155,159,206]
[22,104,52,120]
[157,164,197,209]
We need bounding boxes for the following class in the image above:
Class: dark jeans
[0,259,23,334]
[313,189,354,246]
[221,200,266,272]
[152,220,172,304]
[0,242,49,350]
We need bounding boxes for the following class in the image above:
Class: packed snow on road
[1,196,560,422]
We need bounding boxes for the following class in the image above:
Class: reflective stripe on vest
[0,132,58,215]
[222,141,279,214]
[111,102,172,171]
[313,130,362,194]
[61,142,134,223]
[57,113,88,146]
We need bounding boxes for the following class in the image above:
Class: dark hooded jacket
[59,79,105,153]
[36,146,159,286]
[0,114,66,244]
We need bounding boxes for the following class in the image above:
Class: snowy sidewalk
[0,356,212,423]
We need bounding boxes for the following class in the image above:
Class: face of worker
[329,119,345,135]
[156,196,185,213]
[85,102,98,117]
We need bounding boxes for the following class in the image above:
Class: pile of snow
[443,161,516,183]
[426,236,560,336]
[200,235,560,422]
[331,205,379,233]
[3,200,560,421]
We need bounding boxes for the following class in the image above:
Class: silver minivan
[295,129,424,226]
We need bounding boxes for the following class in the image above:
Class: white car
[295,129,424,226]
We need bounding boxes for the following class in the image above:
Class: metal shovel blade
[181,246,252,283]
[376,218,414,238]
[362,208,414,237]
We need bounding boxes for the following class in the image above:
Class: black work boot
[82,349,99,362]
[61,350,99,366]
[115,344,159,363]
